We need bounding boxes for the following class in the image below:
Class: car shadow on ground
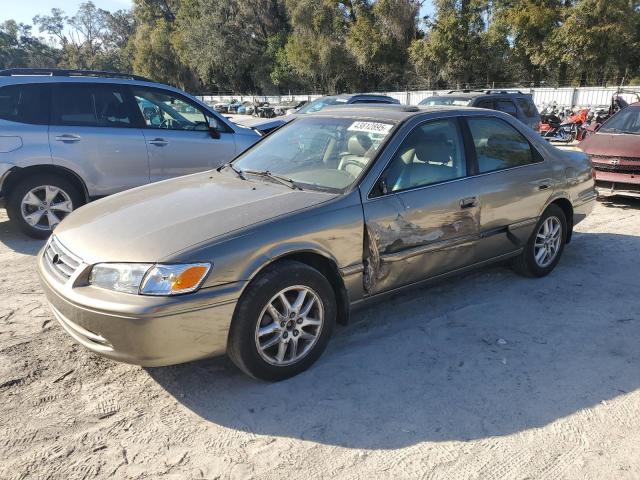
[0,215,45,255]
[148,230,640,449]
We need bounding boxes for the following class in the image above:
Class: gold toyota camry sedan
[37,105,597,380]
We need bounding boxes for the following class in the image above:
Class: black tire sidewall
[7,174,82,239]
[228,261,336,381]
[523,204,567,277]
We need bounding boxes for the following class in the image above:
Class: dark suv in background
[419,90,541,131]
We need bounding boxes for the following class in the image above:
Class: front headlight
[89,263,211,296]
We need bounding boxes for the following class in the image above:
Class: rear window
[0,84,49,125]
[51,84,135,128]
[516,98,538,117]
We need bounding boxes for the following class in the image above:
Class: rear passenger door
[49,83,150,196]
[464,116,553,262]
[130,87,236,182]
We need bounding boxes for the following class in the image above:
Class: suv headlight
[89,263,211,296]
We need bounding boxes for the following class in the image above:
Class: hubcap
[20,185,73,231]
[255,286,324,366]
[534,216,562,268]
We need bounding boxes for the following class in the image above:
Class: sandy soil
[1,198,639,480]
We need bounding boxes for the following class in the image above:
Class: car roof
[307,104,484,122]
[323,93,398,101]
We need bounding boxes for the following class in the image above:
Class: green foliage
[4,0,640,92]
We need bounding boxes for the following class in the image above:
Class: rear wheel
[512,204,567,277]
[7,174,83,239]
[227,260,336,381]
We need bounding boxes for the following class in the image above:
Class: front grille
[44,236,82,281]
[591,155,640,164]
[593,163,640,175]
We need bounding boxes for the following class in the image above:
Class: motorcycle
[541,107,590,143]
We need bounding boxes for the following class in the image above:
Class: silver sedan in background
[37,105,596,381]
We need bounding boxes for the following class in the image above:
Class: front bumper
[37,247,245,367]
[595,171,640,198]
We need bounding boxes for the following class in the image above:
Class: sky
[4,0,434,29]
[4,0,133,25]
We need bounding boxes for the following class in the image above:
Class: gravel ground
[1,198,639,480]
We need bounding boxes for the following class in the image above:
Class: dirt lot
[1,198,639,480]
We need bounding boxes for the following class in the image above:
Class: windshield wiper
[241,169,302,190]
[218,163,246,180]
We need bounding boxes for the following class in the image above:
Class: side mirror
[207,117,221,139]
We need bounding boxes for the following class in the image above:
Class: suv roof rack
[483,89,525,95]
[0,68,153,82]
[446,89,526,95]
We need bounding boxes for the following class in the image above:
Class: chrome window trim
[365,113,546,201]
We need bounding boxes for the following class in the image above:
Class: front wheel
[227,260,336,381]
[512,204,567,277]
[6,174,83,239]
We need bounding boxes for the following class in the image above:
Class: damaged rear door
[361,118,480,295]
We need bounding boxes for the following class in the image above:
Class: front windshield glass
[419,96,472,106]
[296,96,348,114]
[600,106,640,134]
[232,117,395,191]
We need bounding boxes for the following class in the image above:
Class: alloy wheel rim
[20,185,73,231]
[255,285,324,366]
[534,216,562,268]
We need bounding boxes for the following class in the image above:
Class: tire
[227,260,336,381]
[6,173,83,239]
[511,204,567,278]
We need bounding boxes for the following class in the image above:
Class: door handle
[148,138,168,146]
[54,134,81,142]
[460,196,478,209]
[536,178,553,190]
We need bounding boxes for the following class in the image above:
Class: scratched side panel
[362,181,480,295]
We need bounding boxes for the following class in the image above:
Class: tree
[556,0,639,85]
[129,0,196,89]
[409,0,490,88]
[33,2,112,70]
[348,0,420,90]
[174,0,289,93]
[0,20,59,69]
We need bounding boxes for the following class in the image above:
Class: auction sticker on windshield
[348,121,393,135]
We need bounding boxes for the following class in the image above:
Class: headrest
[415,134,451,163]
[348,133,373,156]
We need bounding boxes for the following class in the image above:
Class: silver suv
[0,69,261,238]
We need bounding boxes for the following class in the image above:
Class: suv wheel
[227,260,336,381]
[512,204,567,277]
[7,174,83,239]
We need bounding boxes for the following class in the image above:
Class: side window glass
[0,84,49,125]
[476,100,494,109]
[516,98,538,117]
[52,85,97,126]
[131,88,208,131]
[467,117,538,173]
[51,84,133,127]
[495,100,518,117]
[382,119,466,192]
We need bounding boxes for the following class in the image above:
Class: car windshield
[296,97,349,114]
[600,106,640,134]
[232,116,395,192]
[419,96,472,106]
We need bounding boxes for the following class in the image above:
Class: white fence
[198,86,640,109]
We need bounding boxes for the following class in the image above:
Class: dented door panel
[362,180,480,295]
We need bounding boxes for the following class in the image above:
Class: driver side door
[131,86,236,182]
